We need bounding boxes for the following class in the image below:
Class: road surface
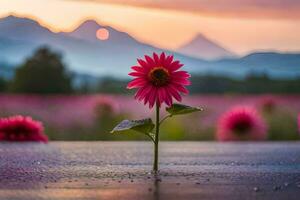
[0,142,300,200]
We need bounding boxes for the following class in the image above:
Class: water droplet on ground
[253,187,259,192]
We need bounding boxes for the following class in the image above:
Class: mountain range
[177,34,235,60]
[0,15,300,80]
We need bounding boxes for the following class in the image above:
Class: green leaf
[166,103,203,116]
[111,118,155,134]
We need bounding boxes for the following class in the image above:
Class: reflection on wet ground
[0,142,300,200]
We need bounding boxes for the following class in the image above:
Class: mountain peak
[0,15,40,26]
[75,19,101,31]
[66,19,106,42]
[2,15,19,20]
[177,33,235,60]
[193,33,208,40]
[66,19,138,44]
[191,33,215,44]
[0,15,53,40]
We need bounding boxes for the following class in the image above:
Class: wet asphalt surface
[0,142,300,200]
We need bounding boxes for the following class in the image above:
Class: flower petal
[169,61,184,72]
[135,85,152,101]
[137,59,151,70]
[157,88,166,106]
[159,52,166,65]
[148,87,157,108]
[164,55,173,67]
[173,84,189,94]
[153,52,160,65]
[145,55,155,66]
[165,89,173,106]
[171,77,191,86]
[171,71,191,78]
[167,85,182,102]
[131,66,147,73]
[127,78,147,89]
[128,72,145,77]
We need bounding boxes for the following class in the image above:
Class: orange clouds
[67,0,300,19]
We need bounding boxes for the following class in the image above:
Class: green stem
[153,103,160,172]
[145,132,155,143]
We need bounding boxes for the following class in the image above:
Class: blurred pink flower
[94,97,119,115]
[0,115,48,142]
[298,114,300,134]
[259,96,276,113]
[217,106,267,141]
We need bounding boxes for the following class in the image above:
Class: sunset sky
[1,0,300,55]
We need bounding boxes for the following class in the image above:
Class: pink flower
[260,96,276,113]
[298,114,300,134]
[217,106,267,141]
[0,115,48,142]
[127,52,190,108]
[94,97,119,115]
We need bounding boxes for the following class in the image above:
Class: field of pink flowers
[0,94,299,141]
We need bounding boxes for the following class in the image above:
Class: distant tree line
[95,75,300,94]
[0,46,299,94]
[188,74,300,94]
[0,47,73,94]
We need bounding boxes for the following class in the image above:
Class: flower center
[232,119,252,135]
[149,67,169,86]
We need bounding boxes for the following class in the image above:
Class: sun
[96,28,110,40]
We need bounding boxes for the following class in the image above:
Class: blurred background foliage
[0,47,300,94]
[18,98,298,141]
[0,47,299,141]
